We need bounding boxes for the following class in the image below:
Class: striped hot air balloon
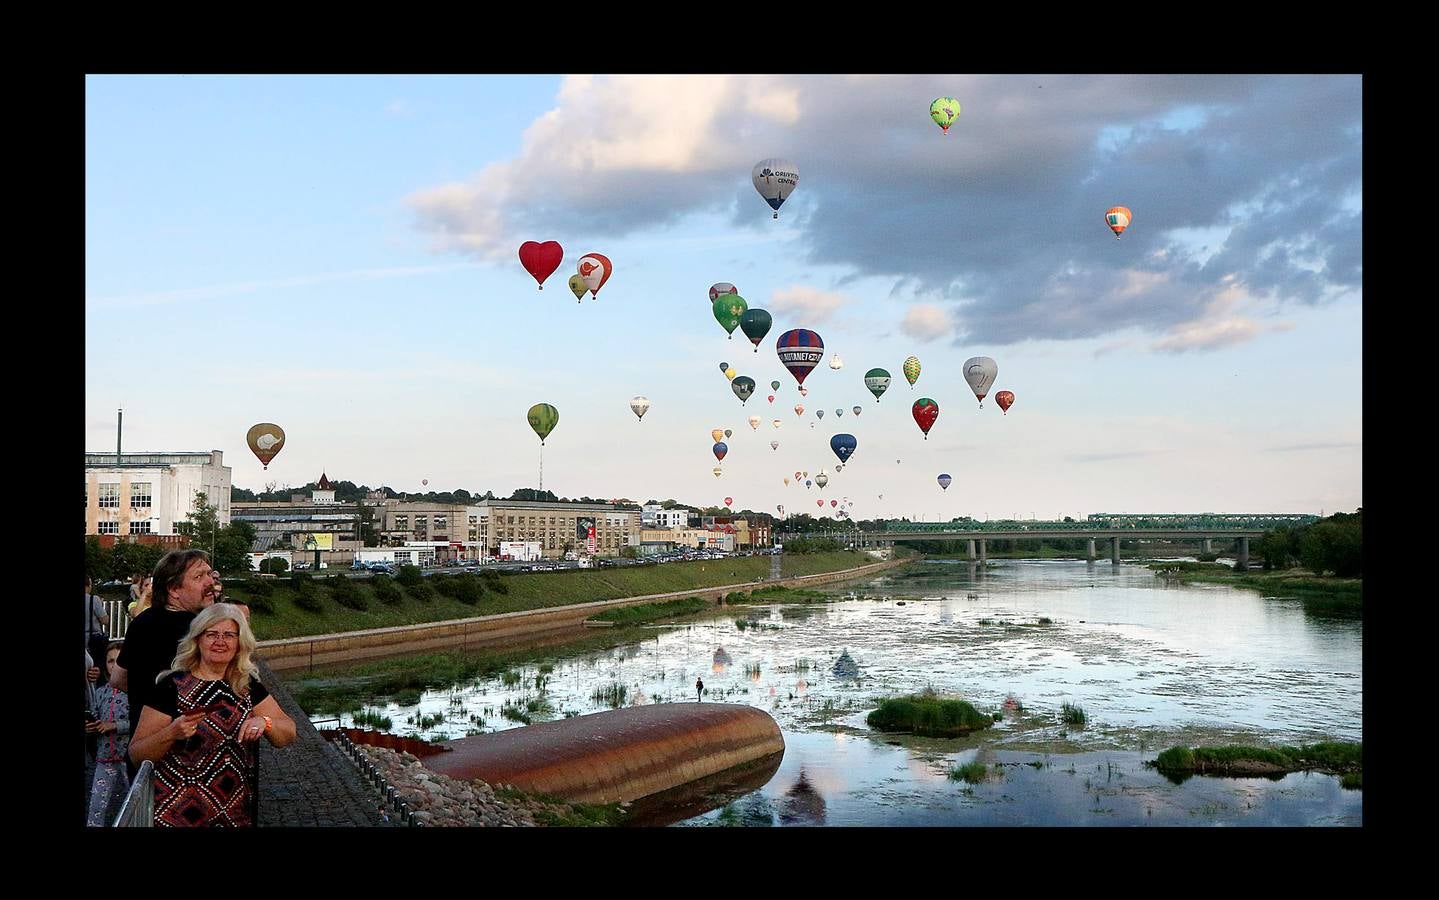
[1105,206,1132,239]
[776,329,824,386]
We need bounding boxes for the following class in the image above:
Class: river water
[306,559,1363,826]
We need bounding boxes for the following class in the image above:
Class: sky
[85,74,1362,521]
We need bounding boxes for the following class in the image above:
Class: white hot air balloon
[752,157,799,219]
[771,440,780,450]
[829,353,843,370]
[629,396,651,421]
[962,356,999,407]
[748,415,762,430]
[772,418,782,429]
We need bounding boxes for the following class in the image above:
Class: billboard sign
[577,517,597,554]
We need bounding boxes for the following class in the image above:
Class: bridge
[776,513,1319,567]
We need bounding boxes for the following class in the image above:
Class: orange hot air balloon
[995,391,1015,414]
[1105,206,1132,239]
[246,423,286,469]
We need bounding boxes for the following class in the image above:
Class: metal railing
[327,728,419,826]
[112,761,154,827]
[102,600,130,639]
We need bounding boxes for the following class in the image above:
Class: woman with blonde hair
[127,575,152,619]
[129,604,295,827]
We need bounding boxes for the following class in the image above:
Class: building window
[130,482,152,509]
[98,484,120,509]
[468,516,478,527]
[414,516,427,531]
[97,521,119,534]
[129,520,152,535]
[507,516,515,525]
[435,515,448,529]
[395,515,409,530]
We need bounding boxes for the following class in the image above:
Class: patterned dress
[87,684,131,826]
[149,671,269,828]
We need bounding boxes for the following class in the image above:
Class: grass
[588,596,709,625]
[1149,563,1361,612]
[949,761,987,784]
[591,682,628,708]
[236,551,870,641]
[866,694,995,738]
[351,708,392,731]
[747,586,837,603]
[500,670,522,687]
[1151,742,1362,779]
[492,786,626,827]
[1060,702,1087,726]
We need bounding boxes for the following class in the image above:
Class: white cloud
[899,304,953,342]
[769,286,849,324]
[1150,282,1291,353]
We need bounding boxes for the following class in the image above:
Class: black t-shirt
[116,607,196,730]
[148,672,270,718]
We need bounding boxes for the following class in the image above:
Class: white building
[85,451,232,537]
[653,509,689,530]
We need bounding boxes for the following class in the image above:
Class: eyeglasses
[201,630,239,644]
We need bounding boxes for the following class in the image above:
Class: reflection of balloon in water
[771,441,780,450]
[962,357,998,406]
[577,253,613,298]
[567,275,587,301]
[1105,206,1132,239]
[731,377,756,404]
[938,473,952,490]
[629,396,651,421]
[713,442,728,462]
[930,97,961,134]
[748,415,762,430]
[752,157,799,219]
[776,329,824,386]
[518,240,563,290]
[711,428,725,444]
[713,294,748,339]
[709,282,738,303]
[246,423,286,469]
[995,390,1015,414]
[830,433,857,463]
[912,398,939,438]
[527,404,559,443]
[903,356,921,387]
[853,406,862,416]
[864,368,891,402]
[739,309,773,352]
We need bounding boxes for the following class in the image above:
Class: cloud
[899,304,953,342]
[769,285,849,324]
[407,75,1362,346]
[1150,282,1293,352]
[86,263,478,310]
[1263,442,1360,453]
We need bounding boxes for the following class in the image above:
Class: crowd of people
[85,549,296,827]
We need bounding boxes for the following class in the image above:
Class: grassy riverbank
[866,692,996,738]
[1148,562,1361,614]
[1150,742,1361,785]
[233,551,873,640]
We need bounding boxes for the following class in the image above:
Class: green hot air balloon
[527,403,559,444]
[731,376,756,404]
[713,293,748,340]
[739,308,773,353]
[771,380,781,392]
[567,274,587,303]
[930,97,961,135]
[864,367,892,402]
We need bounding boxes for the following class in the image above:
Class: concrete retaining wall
[258,555,909,673]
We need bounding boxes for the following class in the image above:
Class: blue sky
[85,75,1361,520]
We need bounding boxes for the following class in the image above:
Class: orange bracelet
[262,716,273,733]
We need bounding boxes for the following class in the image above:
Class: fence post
[112,760,154,827]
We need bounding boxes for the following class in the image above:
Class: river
[300,558,1363,826]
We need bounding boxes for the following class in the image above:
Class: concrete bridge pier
[1236,537,1249,570]
[1202,538,1213,554]
[978,539,987,564]
[1086,538,1096,562]
[967,539,976,561]
[1111,536,1121,564]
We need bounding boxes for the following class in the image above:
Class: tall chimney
[117,408,123,468]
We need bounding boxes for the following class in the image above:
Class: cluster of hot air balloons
[518,242,614,304]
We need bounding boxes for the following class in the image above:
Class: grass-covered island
[1149,742,1362,788]
[1147,562,1361,615]
[866,691,996,738]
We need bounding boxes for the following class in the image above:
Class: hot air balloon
[527,403,559,444]
[799,386,809,397]
[709,282,739,303]
[835,408,844,417]
[752,157,799,219]
[864,368,891,402]
[713,293,748,339]
[777,504,785,515]
[767,394,776,404]
[816,499,824,507]
[246,423,286,469]
[771,380,781,392]
[912,398,939,439]
[732,376,756,404]
[772,419,782,429]
[795,471,802,480]
[803,471,809,478]
[739,309,773,352]
[711,428,725,444]
[995,390,1015,414]
[748,415,762,430]
[577,253,613,299]
[794,404,805,417]
[567,275,587,302]
[1105,206,1132,239]
[784,478,790,485]
[713,467,723,478]
[713,442,728,462]
[725,368,738,381]
[816,409,824,420]
[938,473,952,491]
[518,240,563,290]
[719,362,730,374]
[724,496,733,507]
[422,479,428,487]
[805,480,812,489]
[776,329,824,386]
[815,471,829,489]
[903,356,921,387]
[835,463,843,472]
[829,354,843,370]
[831,499,838,508]
[830,433,857,463]
[771,440,780,450]
[630,396,651,421]
[853,406,862,416]
[724,429,733,438]
[930,97,961,135]
[962,357,998,407]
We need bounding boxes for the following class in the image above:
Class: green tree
[86,537,111,582]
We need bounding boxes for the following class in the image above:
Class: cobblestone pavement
[255,660,394,827]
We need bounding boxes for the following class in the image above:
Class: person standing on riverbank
[696,677,704,702]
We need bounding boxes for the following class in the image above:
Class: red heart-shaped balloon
[518,241,564,289]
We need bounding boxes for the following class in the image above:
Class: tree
[86,537,111,582]
[177,491,256,573]
[509,488,558,502]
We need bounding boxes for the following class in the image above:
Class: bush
[289,573,323,613]
[259,557,290,575]
[1060,702,1087,726]
[866,695,993,737]
[327,574,368,611]
[1153,746,1196,773]
[433,574,484,605]
[405,580,436,603]
[243,577,273,597]
[395,565,424,586]
[370,574,403,605]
